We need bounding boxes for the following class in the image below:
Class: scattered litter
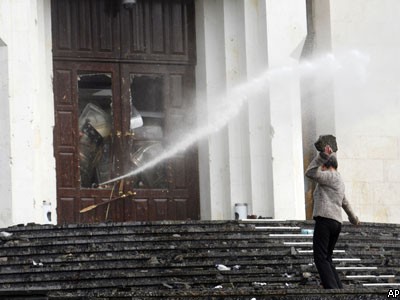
[215,264,231,271]
[148,256,161,265]
[252,282,267,286]
[232,264,241,270]
[162,283,173,289]
[215,264,240,271]
[174,282,191,289]
[172,234,181,238]
[32,260,43,267]
[173,254,184,263]
[302,272,312,279]
[283,272,294,278]
[214,285,223,289]
[0,232,12,238]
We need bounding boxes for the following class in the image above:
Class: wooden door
[119,63,199,221]
[54,62,200,223]
[53,61,199,223]
[54,61,125,223]
[52,0,199,223]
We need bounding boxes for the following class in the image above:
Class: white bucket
[42,201,52,224]
[234,203,248,220]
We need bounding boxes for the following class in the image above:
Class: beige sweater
[305,153,359,224]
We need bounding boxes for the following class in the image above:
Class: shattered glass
[78,73,113,188]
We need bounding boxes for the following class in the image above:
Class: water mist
[100,50,370,186]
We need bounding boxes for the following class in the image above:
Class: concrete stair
[0,220,398,299]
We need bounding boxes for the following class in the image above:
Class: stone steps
[0,220,398,299]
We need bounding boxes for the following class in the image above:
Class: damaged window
[127,74,168,189]
[78,73,114,188]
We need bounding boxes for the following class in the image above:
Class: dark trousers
[313,216,343,289]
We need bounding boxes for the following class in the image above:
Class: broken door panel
[127,74,168,190]
[78,73,114,188]
[120,64,199,221]
[54,61,123,224]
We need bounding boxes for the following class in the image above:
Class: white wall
[0,0,56,226]
[329,0,400,223]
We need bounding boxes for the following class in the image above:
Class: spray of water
[100,50,370,186]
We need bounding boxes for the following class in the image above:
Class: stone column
[195,0,231,219]
[266,0,307,220]
[0,38,12,227]
[223,0,252,218]
[244,0,274,218]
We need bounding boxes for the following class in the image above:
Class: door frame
[54,60,200,223]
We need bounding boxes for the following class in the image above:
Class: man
[305,144,360,289]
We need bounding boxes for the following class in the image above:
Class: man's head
[322,155,338,170]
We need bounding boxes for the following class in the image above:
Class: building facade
[0,0,399,226]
